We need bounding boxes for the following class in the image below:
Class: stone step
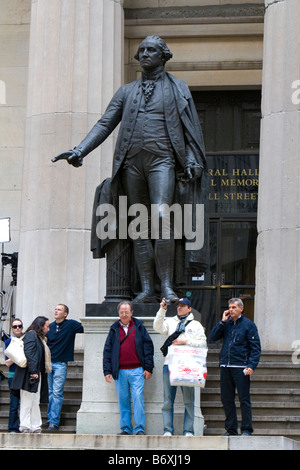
[0,351,83,433]
[202,350,300,440]
[204,427,300,441]
[207,364,299,374]
[204,388,300,397]
[203,400,300,411]
[1,349,300,439]
[0,432,299,450]
[205,414,300,425]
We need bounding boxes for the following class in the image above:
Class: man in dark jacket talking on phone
[209,298,261,436]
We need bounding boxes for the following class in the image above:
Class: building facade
[0,0,299,351]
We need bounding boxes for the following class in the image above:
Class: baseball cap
[177,298,191,307]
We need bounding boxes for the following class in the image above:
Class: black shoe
[136,431,145,435]
[118,431,129,435]
[47,424,58,432]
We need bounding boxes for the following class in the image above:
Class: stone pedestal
[85,301,177,317]
[76,316,205,436]
[255,0,300,349]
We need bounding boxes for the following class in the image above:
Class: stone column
[16,0,124,326]
[255,0,300,349]
[76,317,205,435]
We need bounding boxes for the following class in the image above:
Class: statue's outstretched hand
[51,150,83,167]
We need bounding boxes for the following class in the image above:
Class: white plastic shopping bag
[168,345,207,387]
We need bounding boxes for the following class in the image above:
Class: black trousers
[220,366,253,435]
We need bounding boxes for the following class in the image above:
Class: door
[184,217,257,336]
[185,90,261,336]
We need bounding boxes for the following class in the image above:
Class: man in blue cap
[153,297,206,436]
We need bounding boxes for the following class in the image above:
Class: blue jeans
[47,362,68,427]
[162,365,194,435]
[220,366,253,435]
[8,377,20,432]
[114,367,145,434]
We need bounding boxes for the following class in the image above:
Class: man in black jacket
[103,301,154,435]
[209,298,261,436]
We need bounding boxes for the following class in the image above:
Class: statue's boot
[155,239,179,302]
[132,240,157,303]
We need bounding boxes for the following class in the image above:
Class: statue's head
[134,36,173,69]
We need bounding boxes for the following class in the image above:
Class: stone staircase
[0,350,83,433]
[202,349,300,441]
[1,349,300,440]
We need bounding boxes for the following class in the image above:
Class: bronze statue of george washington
[52,36,209,303]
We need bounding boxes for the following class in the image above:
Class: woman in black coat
[11,316,51,433]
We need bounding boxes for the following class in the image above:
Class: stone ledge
[124,5,265,21]
[0,433,299,450]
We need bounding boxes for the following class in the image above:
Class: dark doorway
[185,90,261,335]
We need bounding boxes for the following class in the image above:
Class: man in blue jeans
[153,298,207,436]
[45,304,84,431]
[103,301,154,435]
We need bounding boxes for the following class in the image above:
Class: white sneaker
[163,432,172,436]
[184,432,194,436]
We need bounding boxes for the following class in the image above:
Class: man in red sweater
[103,301,154,435]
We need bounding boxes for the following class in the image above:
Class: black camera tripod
[0,252,18,343]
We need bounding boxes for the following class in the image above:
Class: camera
[1,252,18,286]
[29,377,37,385]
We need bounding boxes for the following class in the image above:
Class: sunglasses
[12,325,23,329]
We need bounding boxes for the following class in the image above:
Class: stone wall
[0,0,31,298]
[255,0,300,349]
[76,317,205,436]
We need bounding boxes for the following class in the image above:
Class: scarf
[176,314,189,333]
[42,337,52,373]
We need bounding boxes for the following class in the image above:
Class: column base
[76,401,204,436]
[76,316,205,436]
